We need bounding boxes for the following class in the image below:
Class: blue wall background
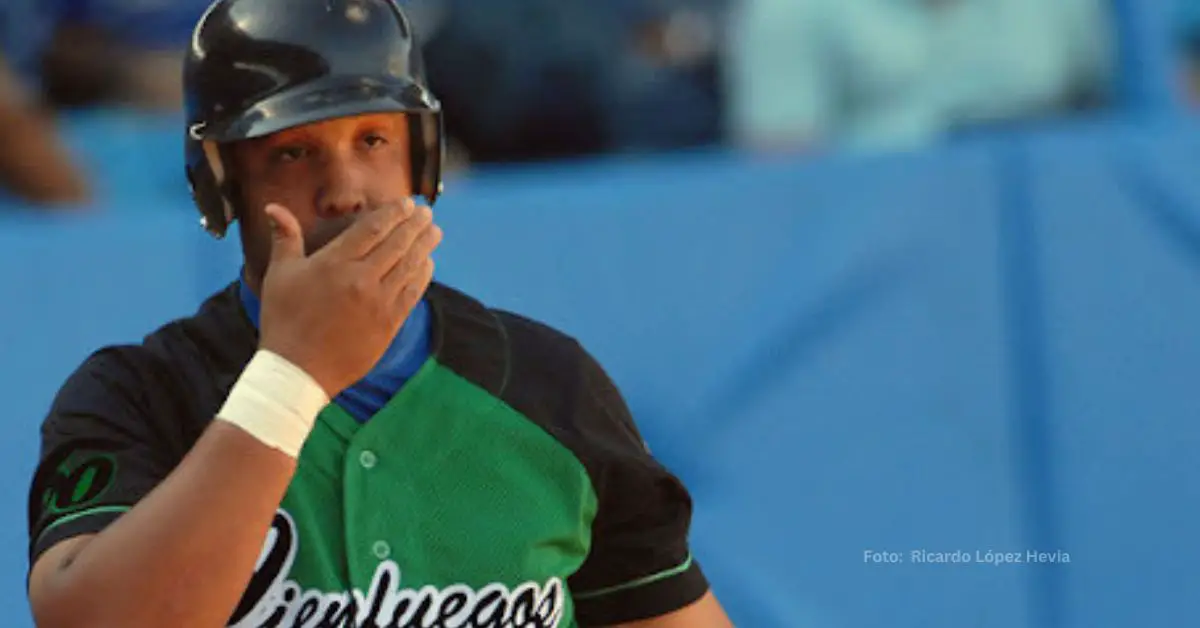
[4,110,1200,627]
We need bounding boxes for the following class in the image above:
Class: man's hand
[258,199,442,397]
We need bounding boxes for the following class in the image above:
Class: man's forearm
[30,420,298,628]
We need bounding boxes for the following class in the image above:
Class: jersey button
[359,450,377,469]
[372,540,391,560]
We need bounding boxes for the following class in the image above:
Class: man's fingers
[322,199,416,260]
[265,203,305,263]
[363,205,436,276]
[381,221,442,298]
[391,257,435,314]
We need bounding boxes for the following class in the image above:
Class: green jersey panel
[230,359,596,627]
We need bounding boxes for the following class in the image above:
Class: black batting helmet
[184,0,444,238]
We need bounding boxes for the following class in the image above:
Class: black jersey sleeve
[566,346,710,626]
[27,348,181,569]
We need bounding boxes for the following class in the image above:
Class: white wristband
[217,350,330,458]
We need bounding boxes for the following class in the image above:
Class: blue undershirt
[237,276,432,423]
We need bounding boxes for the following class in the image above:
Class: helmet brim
[200,74,439,143]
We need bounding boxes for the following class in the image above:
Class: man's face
[230,112,413,286]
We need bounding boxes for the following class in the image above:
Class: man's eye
[273,146,308,163]
[363,133,389,148]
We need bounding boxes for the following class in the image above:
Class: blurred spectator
[2,0,208,112]
[603,0,729,154]
[0,0,211,207]
[725,0,1116,154]
[420,0,625,163]
[1177,0,1200,104]
[0,55,90,206]
[0,0,57,91]
[419,0,727,164]
[45,0,210,111]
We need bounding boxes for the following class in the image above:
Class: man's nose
[316,160,369,218]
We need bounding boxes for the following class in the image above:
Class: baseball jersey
[27,281,708,627]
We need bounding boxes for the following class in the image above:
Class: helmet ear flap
[409,109,444,204]
[187,139,238,238]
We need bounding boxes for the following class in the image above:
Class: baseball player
[24,1,733,627]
